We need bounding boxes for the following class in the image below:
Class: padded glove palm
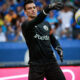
[55,47,63,62]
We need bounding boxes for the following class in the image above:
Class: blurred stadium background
[0,0,80,80]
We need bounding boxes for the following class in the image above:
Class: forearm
[50,34,61,49]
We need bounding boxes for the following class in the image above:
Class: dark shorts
[28,62,66,80]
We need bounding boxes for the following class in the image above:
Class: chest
[33,22,50,36]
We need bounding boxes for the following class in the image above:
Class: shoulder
[21,20,28,28]
[22,20,28,26]
[21,20,29,32]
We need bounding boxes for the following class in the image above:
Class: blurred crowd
[0,0,80,42]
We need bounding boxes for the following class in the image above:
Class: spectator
[58,2,73,39]
[71,11,80,39]
[0,12,4,27]
[6,24,17,41]
[74,0,80,8]
[5,9,17,23]
[53,23,62,39]
[20,16,26,23]
[14,19,23,41]
[35,1,42,14]
[40,0,47,8]
[16,5,25,17]
[16,0,24,7]
[0,12,7,33]
[2,3,8,16]
[8,17,24,42]
[45,10,63,39]
[7,0,17,12]
[1,24,7,33]
[0,0,80,41]
[0,26,6,42]
[45,11,58,29]
[76,34,80,40]
[0,0,5,6]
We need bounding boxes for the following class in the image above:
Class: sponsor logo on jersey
[34,34,49,40]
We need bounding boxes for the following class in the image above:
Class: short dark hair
[24,0,34,10]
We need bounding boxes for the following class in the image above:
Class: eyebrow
[27,5,36,10]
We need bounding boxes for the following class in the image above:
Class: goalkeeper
[22,0,65,80]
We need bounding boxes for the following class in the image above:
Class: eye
[33,6,36,9]
[27,7,32,10]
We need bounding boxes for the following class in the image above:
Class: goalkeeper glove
[49,2,64,10]
[44,2,64,13]
[55,46,63,62]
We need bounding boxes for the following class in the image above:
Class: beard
[30,15,37,18]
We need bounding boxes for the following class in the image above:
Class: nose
[32,8,35,12]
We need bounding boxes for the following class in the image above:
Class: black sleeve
[50,34,61,49]
[47,22,61,49]
[21,5,53,31]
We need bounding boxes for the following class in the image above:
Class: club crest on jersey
[35,26,37,28]
[43,25,48,31]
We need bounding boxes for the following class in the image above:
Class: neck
[28,17,34,21]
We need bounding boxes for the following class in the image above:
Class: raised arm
[22,2,64,31]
